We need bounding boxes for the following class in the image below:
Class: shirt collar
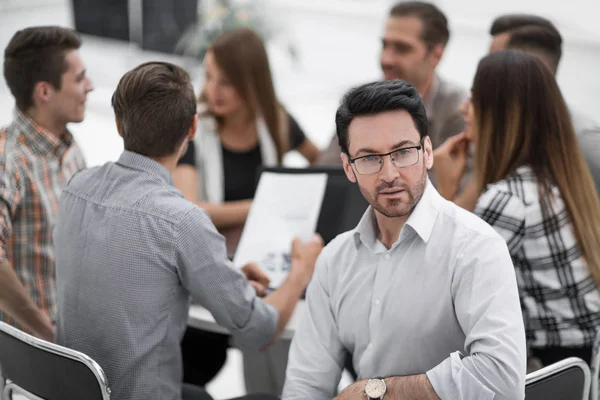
[353,179,441,250]
[116,151,174,185]
[13,108,74,158]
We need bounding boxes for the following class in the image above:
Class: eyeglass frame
[348,136,427,175]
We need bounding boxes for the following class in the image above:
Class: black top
[178,113,307,201]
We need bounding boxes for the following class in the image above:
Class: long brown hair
[200,27,287,162]
[472,49,600,286]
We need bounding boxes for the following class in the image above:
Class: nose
[459,99,469,117]
[86,78,94,93]
[378,155,399,182]
[380,47,394,67]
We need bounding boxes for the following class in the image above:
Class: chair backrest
[525,357,590,400]
[258,166,369,244]
[591,331,600,400]
[0,322,111,400]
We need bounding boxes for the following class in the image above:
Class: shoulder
[473,169,538,232]
[435,74,469,106]
[0,125,28,185]
[437,197,504,241]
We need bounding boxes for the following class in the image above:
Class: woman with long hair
[175,27,319,252]
[435,50,600,367]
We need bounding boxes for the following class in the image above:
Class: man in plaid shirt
[0,26,92,340]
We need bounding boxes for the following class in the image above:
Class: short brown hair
[3,26,81,111]
[390,1,449,48]
[112,62,196,158]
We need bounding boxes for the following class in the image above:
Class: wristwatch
[364,377,386,399]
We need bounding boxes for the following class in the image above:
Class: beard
[359,164,428,219]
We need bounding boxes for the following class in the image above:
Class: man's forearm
[0,260,54,341]
[385,374,440,400]
[263,271,305,345]
[336,374,440,400]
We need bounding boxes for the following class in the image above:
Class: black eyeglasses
[349,145,422,175]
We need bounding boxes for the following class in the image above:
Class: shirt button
[374,298,381,305]
[384,254,390,260]
[368,343,373,349]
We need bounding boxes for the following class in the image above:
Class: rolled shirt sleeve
[426,233,527,400]
[175,207,278,350]
[0,164,22,262]
[283,250,345,400]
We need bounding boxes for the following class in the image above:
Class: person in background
[435,50,600,368]
[0,26,92,340]
[54,61,322,400]
[283,79,526,400]
[175,27,319,248]
[316,1,467,169]
[465,14,599,194]
[173,27,320,390]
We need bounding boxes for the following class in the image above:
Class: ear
[342,153,357,183]
[188,114,198,141]
[115,118,123,138]
[427,43,444,69]
[423,136,434,170]
[32,81,54,107]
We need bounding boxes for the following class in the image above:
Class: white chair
[0,322,111,400]
[526,357,590,400]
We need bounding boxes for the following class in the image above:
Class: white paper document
[233,172,328,288]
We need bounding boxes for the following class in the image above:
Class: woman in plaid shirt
[434,50,600,367]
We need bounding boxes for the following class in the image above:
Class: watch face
[365,379,386,398]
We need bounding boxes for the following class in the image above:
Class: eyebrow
[354,139,419,157]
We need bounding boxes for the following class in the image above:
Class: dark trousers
[531,346,592,366]
[181,327,230,386]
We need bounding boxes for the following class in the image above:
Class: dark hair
[3,26,81,111]
[335,80,428,155]
[490,14,556,35]
[490,14,562,72]
[112,62,196,158]
[390,1,449,48]
[472,50,600,287]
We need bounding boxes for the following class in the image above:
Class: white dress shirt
[283,181,526,400]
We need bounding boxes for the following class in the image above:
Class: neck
[418,73,435,102]
[221,109,253,134]
[374,211,409,249]
[150,154,179,175]
[25,107,66,137]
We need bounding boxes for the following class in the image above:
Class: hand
[433,132,470,199]
[242,262,270,297]
[289,234,324,288]
[35,311,55,342]
[334,379,367,400]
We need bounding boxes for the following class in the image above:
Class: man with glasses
[282,80,526,400]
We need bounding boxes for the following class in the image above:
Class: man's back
[55,152,197,399]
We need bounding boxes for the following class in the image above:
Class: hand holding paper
[233,172,328,288]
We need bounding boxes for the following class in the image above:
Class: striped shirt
[475,166,600,350]
[0,109,85,327]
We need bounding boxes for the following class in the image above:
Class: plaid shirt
[475,166,600,349]
[0,109,86,328]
